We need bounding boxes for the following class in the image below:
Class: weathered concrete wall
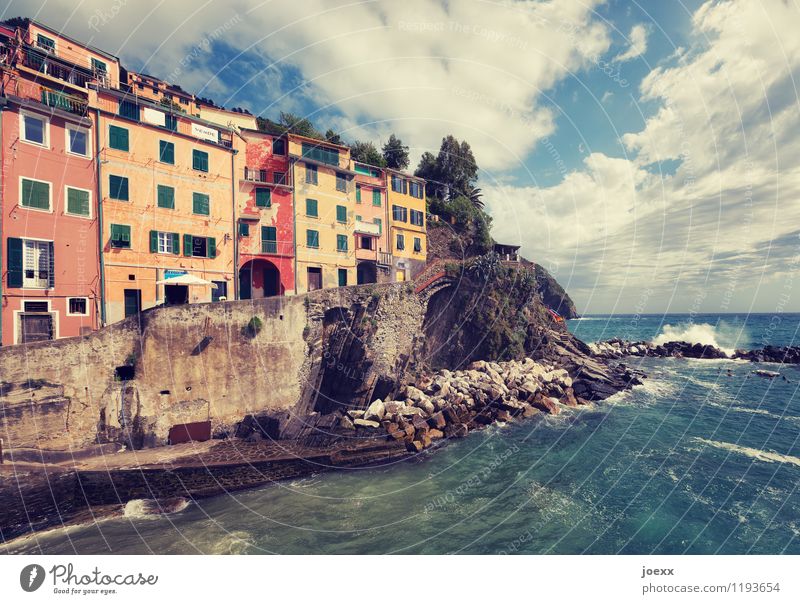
[0,283,423,451]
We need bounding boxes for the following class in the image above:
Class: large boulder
[364,399,386,422]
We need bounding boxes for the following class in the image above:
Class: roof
[287,132,350,151]
[494,242,521,251]
[26,19,120,62]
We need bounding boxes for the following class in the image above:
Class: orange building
[352,161,391,284]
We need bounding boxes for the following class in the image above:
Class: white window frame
[66,297,90,317]
[21,238,53,289]
[157,231,176,255]
[13,298,59,345]
[35,33,56,54]
[19,176,53,213]
[19,110,50,148]
[63,185,93,219]
[65,124,91,158]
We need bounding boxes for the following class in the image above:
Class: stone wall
[0,283,423,451]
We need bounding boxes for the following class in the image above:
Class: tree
[325,129,343,145]
[350,140,386,166]
[276,112,323,139]
[414,151,442,197]
[466,185,484,210]
[414,136,479,201]
[382,134,409,169]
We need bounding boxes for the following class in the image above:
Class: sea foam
[693,437,800,468]
[651,322,745,356]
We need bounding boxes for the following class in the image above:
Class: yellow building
[93,87,236,323]
[288,134,356,292]
[386,169,427,281]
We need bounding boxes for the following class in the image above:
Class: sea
[3,314,799,554]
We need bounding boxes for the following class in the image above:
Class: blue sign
[164,270,187,279]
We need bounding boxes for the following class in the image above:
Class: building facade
[387,169,427,281]
[352,161,392,284]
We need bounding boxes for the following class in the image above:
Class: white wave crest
[651,323,743,356]
[123,497,191,519]
[693,438,800,468]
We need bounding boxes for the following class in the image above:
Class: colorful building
[386,169,427,281]
[235,128,295,297]
[352,161,391,284]
[93,86,236,323]
[0,21,103,345]
[288,134,355,293]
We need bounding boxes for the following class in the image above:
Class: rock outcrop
[589,339,800,364]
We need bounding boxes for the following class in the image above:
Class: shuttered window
[336,234,348,252]
[336,205,347,223]
[192,192,210,215]
[159,140,175,164]
[355,184,361,203]
[372,189,381,206]
[192,149,209,172]
[118,100,139,121]
[306,198,318,217]
[305,164,318,184]
[414,237,422,253]
[66,187,90,217]
[150,230,179,254]
[108,175,129,200]
[21,178,51,210]
[22,240,54,288]
[157,185,175,209]
[110,224,131,248]
[306,230,319,248]
[255,188,271,207]
[109,125,129,151]
[261,226,277,253]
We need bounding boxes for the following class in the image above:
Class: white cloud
[614,23,648,62]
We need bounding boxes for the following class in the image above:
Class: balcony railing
[261,240,278,254]
[378,251,393,267]
[40,88,89,116]
[22,47,95,88]
[243,168,289,185]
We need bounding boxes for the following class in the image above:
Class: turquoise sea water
[4,314,799,554]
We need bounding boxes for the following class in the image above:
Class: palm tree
[466,185,484,209]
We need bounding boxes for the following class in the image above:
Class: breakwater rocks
[589,339,800,363]
[336,357,629,452]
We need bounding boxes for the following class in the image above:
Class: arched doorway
[357,261,378,285]
[239,259,282,299]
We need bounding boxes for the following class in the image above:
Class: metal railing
[40,88,89,116]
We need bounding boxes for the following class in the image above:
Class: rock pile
[590,339,800,364]
[338,358,592,451]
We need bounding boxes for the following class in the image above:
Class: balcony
[242,168,290,186]
[354,220,380,236]
[21,47,95,89]
[261,240,278,254]
[40,88,88,116]
[378,251,393,267]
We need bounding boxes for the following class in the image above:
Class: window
[272,138,286,155]
[338,269,348,287]
[118,100,139,121]
[108,175,129,201]
[22,240,54,289]
[109,125,129,151]
[396,234,405,251]
[110,224,131,248]
[409,181,424,199]
[360,236,373,250]
[66,126,89,157]
[183,235,216,258]
[192,192,210,215]
[91,57,107,73]
[36,34,55,53]
[238,222,249,237]
[192,149,209,172]
[255,188,271,208]
[306,198,318,217]
[373,189,381,207]
[336,205,347,223]
[150,230,179,254]
[414,237,422,253]
[159,140,175,164]
[179,98,189,106]
[20,178,51,211]
[165,114,178,132]
[374,218,382,234]
[262,226,277,253]
[21,112,48,146]
[305,164,318,185]
[336,234,348,252]
[392,204,408,222]
[356,184,362,203]
[410,209,424,226]
[65,186,91,217]
[273,171,286,185]
[336,172,347,192]
[67,297,88,316]
[301,142,338,166]
[156,185,175,209]
[212,281,228,302]
[306,229,319,248]
[391,175,407,194]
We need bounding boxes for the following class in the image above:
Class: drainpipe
[94,107,106,326]
[230,146,238,300]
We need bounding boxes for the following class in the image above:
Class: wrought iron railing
[40,88,89,116]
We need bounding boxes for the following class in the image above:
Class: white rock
[364,399,385,421]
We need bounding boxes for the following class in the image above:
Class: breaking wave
[693,438,800,468]
[651,323,745,356]
[123,497,191,519]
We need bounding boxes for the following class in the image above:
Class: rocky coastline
[589,339,800,364]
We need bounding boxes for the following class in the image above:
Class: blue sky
[9,0,800,314]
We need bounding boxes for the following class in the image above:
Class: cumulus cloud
[614,23,648,62]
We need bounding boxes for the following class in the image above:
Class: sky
[9,0,800,314]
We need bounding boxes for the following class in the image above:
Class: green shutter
[149,230,158,253]
[337,234,348,251]
[307,230,319,248]
[356,184,361,203]
[255,188,271,207]
[6,237,23,288]
[373,189,381,206]
[66,188,90,216]
[193,149,208,172]
[238,222,249,237]
[306,198,318,217]
[159,140,174,164]
[338,269,347,287]
[193,192,209,215]
[21,179,50,210]
[207,237,216,258]
[374,218,382,234]
[183,234,193,256]
[110,224,131,248]
[171,233,180,253]
[336,205,347,223]
[109,125,129,151]
[262,226,277,253]
[109,175,129,200]
[157,185,174,209]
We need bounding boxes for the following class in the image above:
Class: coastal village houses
[0,18,426,345]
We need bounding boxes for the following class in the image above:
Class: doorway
[307,267,322,291]
[165,284,189,305]
[123,289,141,317]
